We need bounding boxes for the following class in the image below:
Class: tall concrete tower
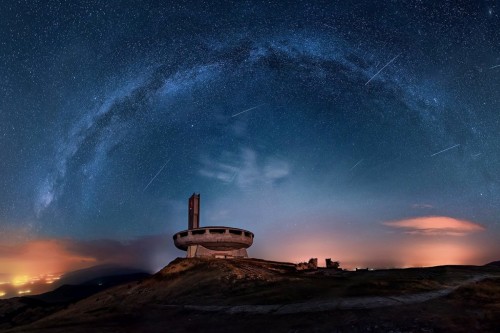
[188,193,200,230]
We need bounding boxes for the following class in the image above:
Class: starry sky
[1,1,500,281]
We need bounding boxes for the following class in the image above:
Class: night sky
[1,1,500,284]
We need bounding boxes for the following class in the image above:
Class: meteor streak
[430,144,460,157]
[231,104,264,118]
[349,159,363,171]
[365,53,401,86]
[143,159,171,192]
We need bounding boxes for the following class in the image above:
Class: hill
[486,260,500,267]
[28,272,150,304]
[3,257,500,333]
[52,264,149,288]
[0,272,150,330]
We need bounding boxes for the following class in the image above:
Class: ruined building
[173,193,254,258]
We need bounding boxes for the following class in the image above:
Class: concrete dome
[173,226,254,251]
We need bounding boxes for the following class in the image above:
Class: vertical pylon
[188,193,200,230]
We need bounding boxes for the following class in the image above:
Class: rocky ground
[2,258,500,332]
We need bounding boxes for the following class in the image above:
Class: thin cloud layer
[383,216,485,236]
[199,147,290,189]
[0,234,179,284]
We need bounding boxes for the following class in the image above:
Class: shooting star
[472,153,482,158]
[430,144,460,157]
[365,53,402,86]
[349,159,363,171]
[490,64,500,69]
[231,104,264,118]
[143,159,171,192]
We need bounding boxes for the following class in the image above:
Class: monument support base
[186,245,248,258]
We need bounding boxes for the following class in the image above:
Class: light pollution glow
[10,274,61,286]
[258,235,487,269]
[0,215,497,293]
[253,216,496,269]
[0,239,96,287]
[17,289,31,295]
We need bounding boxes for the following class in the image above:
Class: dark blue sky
[1,1,499,271]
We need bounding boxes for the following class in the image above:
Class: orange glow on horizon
[397,242,480,267]
[0,218,496,289]
[0,239,97,286]
[256,216,493,270]
[271,239,484,269]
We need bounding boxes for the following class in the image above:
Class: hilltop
[2,257,500,333]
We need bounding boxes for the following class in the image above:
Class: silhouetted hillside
[28,273,150,304]
[2,257,499,333]
[0,272,150,330]
[53,264,149,288]
[485,260,500,267]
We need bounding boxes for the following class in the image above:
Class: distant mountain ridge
[485,260,500,267]
[28,272,150,304]
[53,264,150,288]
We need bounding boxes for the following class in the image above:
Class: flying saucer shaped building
[173,194,254,258]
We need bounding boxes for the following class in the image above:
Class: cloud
[0,239,96,282]
[411,203,434,209]
[65,235,177,272]
[0,234,180,284]
[199,147,290,189]
[383,216,485,236]
[264,158,290,180]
